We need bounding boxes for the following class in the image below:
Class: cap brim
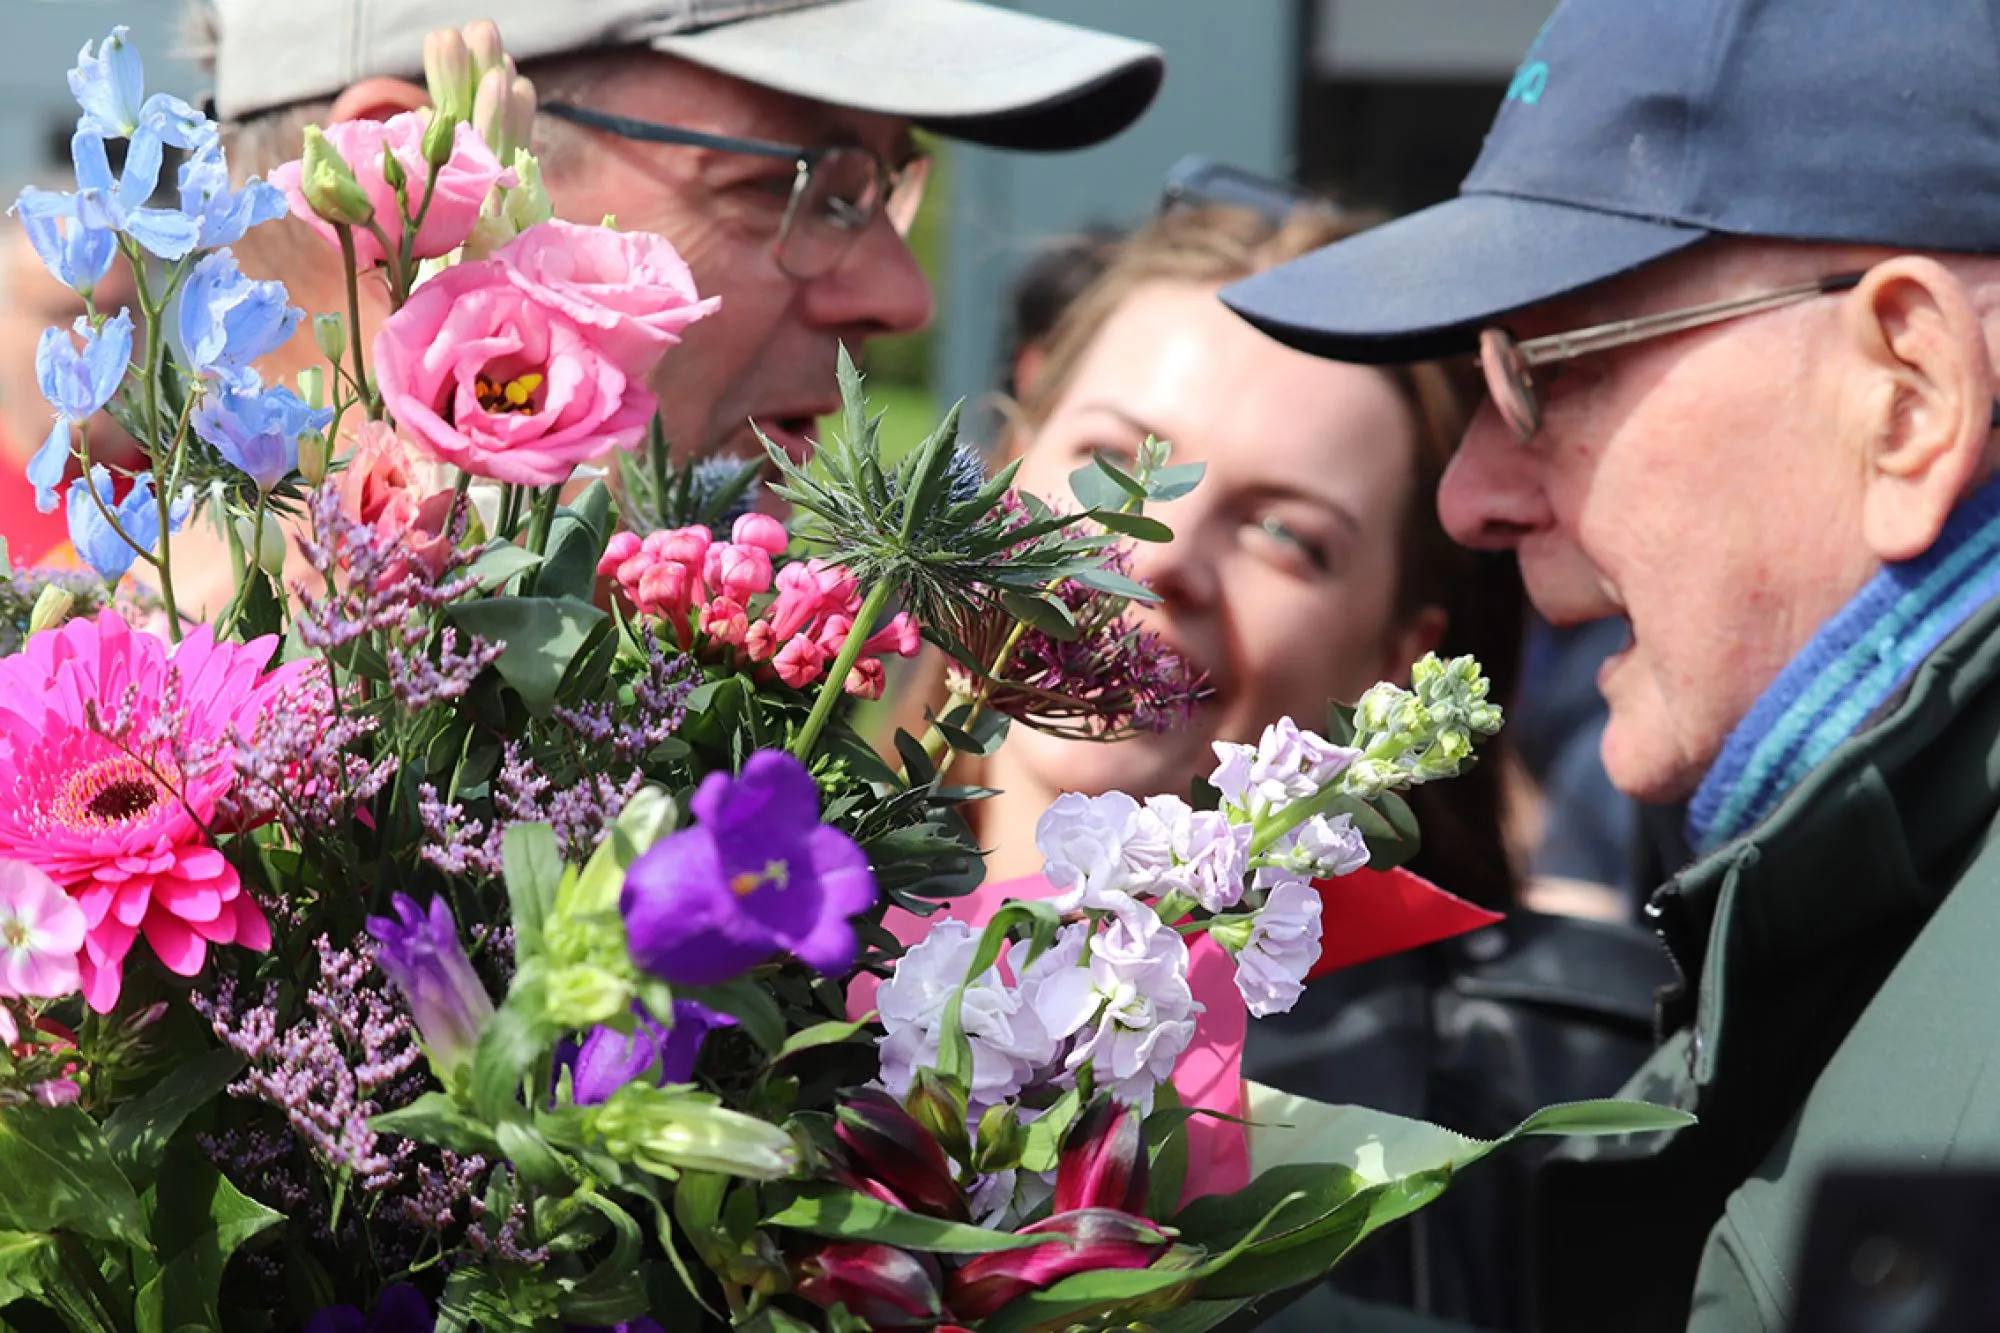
[1219,192,1711,365]
[649,0,1163,150]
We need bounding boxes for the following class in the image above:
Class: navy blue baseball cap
[1223,0,2000,365]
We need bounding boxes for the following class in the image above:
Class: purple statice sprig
[191,934,423,1192]
[293,484,480,655]
[223,659,395,837]
[551,627,696,766]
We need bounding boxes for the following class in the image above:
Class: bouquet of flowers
[0,23,1689,1333]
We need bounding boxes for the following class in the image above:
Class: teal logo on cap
[1506,13,1556,105]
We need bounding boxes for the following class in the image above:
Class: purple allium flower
[555,1000,735,1105]
[365,895,496,1080]
[620,750,876,988]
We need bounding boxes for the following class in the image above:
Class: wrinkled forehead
[587,51,918,162]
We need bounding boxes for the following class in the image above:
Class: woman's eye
[1247,515,1332,574]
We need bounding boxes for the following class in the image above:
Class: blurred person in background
[889,197,1674,1332]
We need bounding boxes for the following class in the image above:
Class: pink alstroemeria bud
[704,540,774,604]
[598,530,642,577]
[793,1242,943,1329]
[701,596,750,650]
[945,1208,1173,1319]
[844,657,886,700]
[834,1087,971,1223]
[1054,1097,1151,1217]
[732,511,789,555]
[862,611,923,659]
[774,633,828,689]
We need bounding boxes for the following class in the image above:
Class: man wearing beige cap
[184,0,1162,470]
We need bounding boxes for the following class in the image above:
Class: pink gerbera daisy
[0,612,303,1011]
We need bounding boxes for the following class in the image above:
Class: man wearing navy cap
[1227,1,2000,1329]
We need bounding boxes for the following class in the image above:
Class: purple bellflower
[365,894,497,1082]
[67,466,190,584]
[555,999,735,1105]
[28,311,131,512]
[303,1284,434,1333]
[620,749,876,988]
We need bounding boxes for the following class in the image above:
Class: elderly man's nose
[1436,409,1550,550]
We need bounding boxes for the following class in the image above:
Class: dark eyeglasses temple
[539,102,800,163]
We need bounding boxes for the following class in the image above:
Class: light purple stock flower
[620,750,876,988]
[555,999,735,1105]
[1232,876,1324,1018]
[1037,790,1140,913]
[1210,717,1359,817]
[1033,902,1200,1107]
[365,894,496,1079]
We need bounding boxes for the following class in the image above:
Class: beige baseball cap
[210,0,1165,150]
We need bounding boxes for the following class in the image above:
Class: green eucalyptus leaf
[1069,564,1158,603]
[762,1185,1052,1253]
[1090,510,1174,543]
[1092,452,1149,501]
[0,1103,147,1246]
[533,481,613,601]
[998,589,1077,642]
[446,597,607,716]
[1146,462,1206,503]
[103,1048,245,1193]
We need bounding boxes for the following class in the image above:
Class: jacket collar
[1649,590,2000,1089]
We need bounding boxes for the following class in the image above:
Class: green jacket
[1531,595,2000,1332]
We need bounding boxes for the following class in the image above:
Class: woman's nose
[1126,505,1221,612]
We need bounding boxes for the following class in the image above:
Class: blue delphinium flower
[168,252,301,389]
[13,129,200,262]
[15,210,115,296]
[68,26,207,150]
[66,465,190,584]
[178,137,286,251]
[619,749,878,988]
[193,382,330,491]
[28,312,132,512]
[365,895,497,1084]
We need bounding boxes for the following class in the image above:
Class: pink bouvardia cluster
[598,514,922,699]
[0,612,304,1010]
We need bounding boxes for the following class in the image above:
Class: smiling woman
[898,202,1522,911]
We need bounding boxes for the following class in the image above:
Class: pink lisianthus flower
[0,859,87,999]
[375,246,663,486]
[494,219,719,369]
[0,612,306,1011]
[270,113,515,268]
[339,422,460,584]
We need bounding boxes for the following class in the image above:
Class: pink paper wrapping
[848,874,1252,1206]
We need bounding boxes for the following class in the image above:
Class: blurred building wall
[0,1,203,192]
[935,0,1560,421]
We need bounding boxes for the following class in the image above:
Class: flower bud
[420,107,460,170]
[26,584,75,637]
[503,75,537,162]
[589,1083,799,1180]
[946,1209,1173,1319]
[297,430,330,487]
[904,1069,972,1165]
[834,1087,970,1222]
[380,142,407,193]
[423,28,476,123]
[312,312,346,365]
[463,19,506,84]
[502,150,553,230]
[971,1101,1026,1174]
[364,894,495,1087]
[793,1242,943,1328]
[1207,916,1255,955]
[234,515,286,576]
[298,126,374,227]
[472,67,511,160]
[1054,1098,1151,1217]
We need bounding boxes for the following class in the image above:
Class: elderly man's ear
[328,78,431,125]
[1844,256,1997,562]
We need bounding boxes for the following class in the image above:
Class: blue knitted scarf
[1688,477,2000,853]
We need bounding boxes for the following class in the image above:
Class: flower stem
[924,618,1029,780]
[525,483,560,559]
[129,258,184,641]
[337,226,379,420]
[792,577,893,766]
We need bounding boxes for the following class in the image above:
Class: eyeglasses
[539,102,931,281]
[1479,272,1866,443]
